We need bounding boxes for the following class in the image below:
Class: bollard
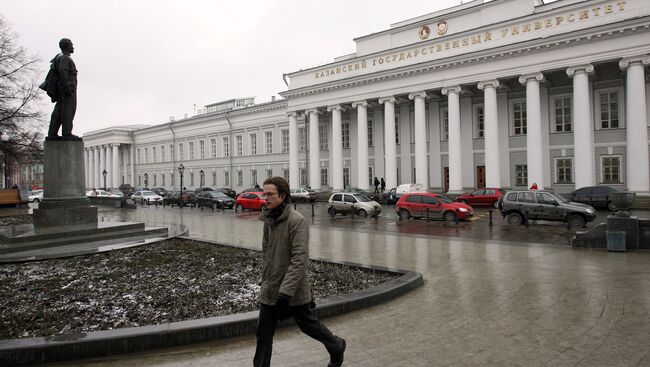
[311,203,315,217]
[294,203,297,210]
[488,209,493,226]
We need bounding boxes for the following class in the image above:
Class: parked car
[327,192,381,218]
[194,191,235,209]
[566,186,619,211]
[118,184,135,197]
[28,190,43,203]
[235,192,267,211]
[241,187,262,193]
[385,183,427,204]
[499,190,596,228]
[86,189,122,198]
[291,187,317,203]
[151,187,169,197]
[455,188,504,208]
[131,190,163,204]
[162,190,195,207]
[396,192,473,221]
[194,187,214,194]
[213,187,237,199]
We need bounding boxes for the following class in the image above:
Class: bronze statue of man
[47,38,79,140]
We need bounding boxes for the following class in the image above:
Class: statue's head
[59,38,74,54]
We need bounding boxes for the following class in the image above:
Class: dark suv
[499,190,596,228]
[566,186,619,211]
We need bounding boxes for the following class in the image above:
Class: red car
[454,188,504,208]
[235,192,267,211]
[396,192,473,221]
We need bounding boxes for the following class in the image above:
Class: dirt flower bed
[0,239,399,340]
[0,214,32,227]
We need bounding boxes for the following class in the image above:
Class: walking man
[255,176,346,367]
[373,176,380,195]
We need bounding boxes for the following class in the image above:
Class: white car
[29,190,43,203]
[86,189,122,198]
[132,190,163,204]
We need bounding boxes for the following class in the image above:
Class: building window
[224,171,230,186]
[281,129,289,153]
[342,122,350,149]
[343,167,350,188]
[153,174,157,186]
[440,108,448,141]
[368,166,373,187]
[283,169,289,180]
[319,124,328,150]
[553,96,572,132]
[601,156,621,184]
[138,175,141,186]
[265,131,273,154]
[395,116,400,144]
[199,140,205,159]
[409,114,415,144]
[152,147,156,163]
[251,169,257,186]
[321,168,328,186]
[212,171,216,185]
[475,106,484,138]
[137,149,141,164]
[250,133,257,155]
[169,144,173,161]
[513,101,527,135]
[236,135,243,156]
[299,168,306,186]
[162,173,165,186]
[178,143,184,161]
[556,158,573,184]
[266,169,272,179]
[144,148,149,163]
[160,145,165,162]
[237,170,243,186]
[599,91,620,129]
[515,165,528,186]
[223,137,229,157]
[298,127,306,152]
[211,139,217,158]
[397,168,401,185]
[368,120,373,147]
[189,142,195,160]
[190,172,194,187]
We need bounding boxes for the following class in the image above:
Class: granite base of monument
[607,215,640,250]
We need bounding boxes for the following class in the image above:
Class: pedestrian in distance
[373,176,380,195]
[91,188,98,196]
[380,177,386,193]
[255,176,346,367]
[530,182,538,190]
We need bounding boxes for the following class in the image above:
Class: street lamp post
[1,132,9,190]
[200,169,204,188]
[102,169,107,191]
[178,163,185,190]
[144,172,149,188]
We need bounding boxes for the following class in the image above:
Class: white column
[288,113,299,189]
[519,73,545,189]
[620,56,650,192]
[328,105,344,190]
[409,91,428,188]
[130,145,136,186]
[84,149,89,189]
[122,148,127,185]
[112,144,120,190]
[379,96,397,190]
[567,65,595,189]
[442,86,463,193]
[306,109,320,189]
[88,148,94,189]
[478,80,501,188]
[94,147,100,189]
[353,101,369,190]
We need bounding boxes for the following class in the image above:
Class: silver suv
[327,192,381,218]
[499,190,596,228]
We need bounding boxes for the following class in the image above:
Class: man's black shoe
[328,337,346,367]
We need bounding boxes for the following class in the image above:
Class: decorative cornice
[619,55,650,69]
[518,72,545,85]
[566,64,595,77]
[477,80,500,90]
[408,91,427,100]
[378,96,396,104]
[441,86,462,95]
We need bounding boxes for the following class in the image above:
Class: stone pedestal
[607,215,640,250]
[33,139,98,227]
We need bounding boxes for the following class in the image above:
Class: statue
[45,38,80,140]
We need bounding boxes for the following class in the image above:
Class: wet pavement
[43,203,650,366]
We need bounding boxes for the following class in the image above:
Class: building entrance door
[444,167,449,192]
[476,166,485,189]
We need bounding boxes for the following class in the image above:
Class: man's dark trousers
[49,92,76,137]
[254,303,340,367]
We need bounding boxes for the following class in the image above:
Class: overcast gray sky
[5,0,471,135]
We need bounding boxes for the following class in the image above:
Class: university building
[83,0,650,194]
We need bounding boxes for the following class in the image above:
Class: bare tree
[0,14,45,168]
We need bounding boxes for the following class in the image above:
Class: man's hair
[263,176,291,204]
[59,38,72,50]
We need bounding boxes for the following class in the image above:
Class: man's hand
[276,293,292,320]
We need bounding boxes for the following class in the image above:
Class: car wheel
[398,209,410,220]
[328,207,336,217]
[236,204,243,212]
[33,198,40,203]
[607,201,617,212]
[507,212,524,225]
[444,211,457,222]
[261,204,267,211]
[492,200,499,209]
[569,214,586,228]
[357,209,368,217]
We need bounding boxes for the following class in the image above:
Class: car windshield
[211,192,229,198]
[356,194,372,202]
[437,195,453,203]
[551,193,569,203]
[141,191,156,196]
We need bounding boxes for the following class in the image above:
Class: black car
[213,187,237,199]
[162,190,195,207]
[151,187,169,197]
[194,191,235,209]
[194,187,214,194]
[566,186,619,211]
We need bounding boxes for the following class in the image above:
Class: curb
[0,239,423,366]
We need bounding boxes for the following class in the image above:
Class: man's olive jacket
[259,204,312,306]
